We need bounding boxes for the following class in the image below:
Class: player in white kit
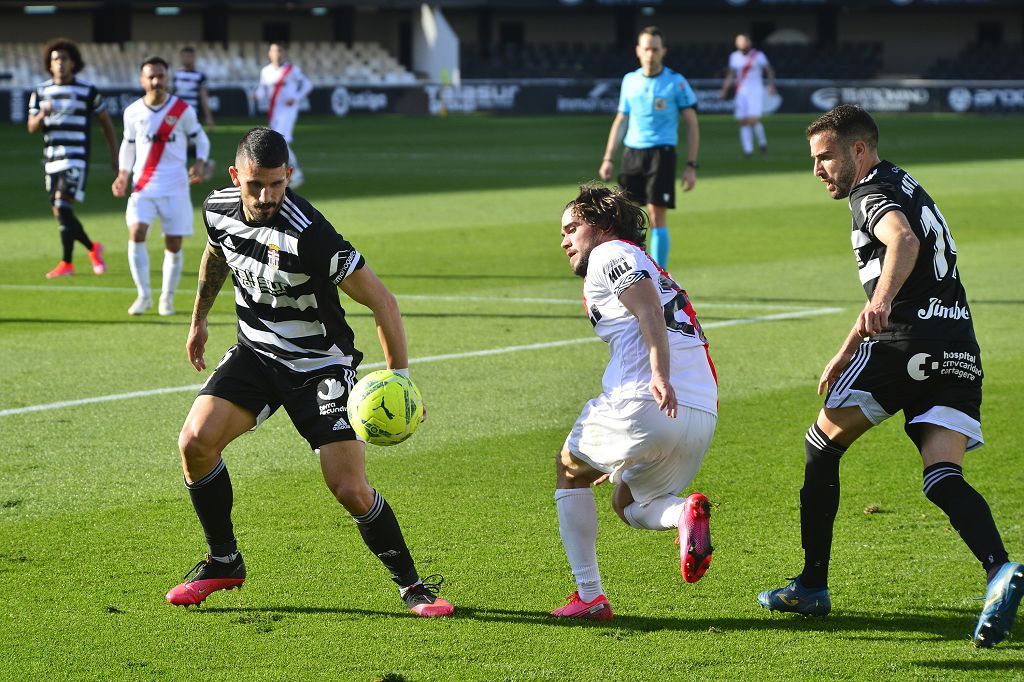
[255,43,312,187]
[112,56,209,316]
[551,184,719,621]
[719,34,776,157]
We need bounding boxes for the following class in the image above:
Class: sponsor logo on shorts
[332,417,350,431]
[940,350,982,381]
[317,378,348,416]
[917,298,970,321]
[907,353,937,381]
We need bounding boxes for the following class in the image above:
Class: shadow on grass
[201,603,1005,644]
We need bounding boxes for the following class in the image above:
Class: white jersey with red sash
[728,49,770,97]
[121,95,203,197]
[583,240,718,414]
[258,62,312,121]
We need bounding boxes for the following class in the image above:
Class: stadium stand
[925,43,1024,79]
[0,41,416,87]
[460,41,883,80]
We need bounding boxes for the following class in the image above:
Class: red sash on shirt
[268,63,293,122]
[133,97,188,193]
[735,50,760,93]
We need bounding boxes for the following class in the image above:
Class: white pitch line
[0,284,829,311]
[0,307,841,418]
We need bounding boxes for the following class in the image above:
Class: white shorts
[734,90,764,119]
[566,397,717,505]
[126,192,194,236]
[270,108,298,143]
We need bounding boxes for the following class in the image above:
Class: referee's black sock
[923,462,1009,582]
[352,490,419,589]
[800,423,848,588]
[56,203,93,253]
[185,459,238,559]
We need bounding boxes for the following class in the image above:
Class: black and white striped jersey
[203,186,366,373]
[28,78,105,174]
[171,69,206,110]
[849,160,975,343]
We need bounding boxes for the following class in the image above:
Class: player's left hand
[188,161,206,185]
[650,375,678,418]
[681,166,697,192]
[856,299,890,338]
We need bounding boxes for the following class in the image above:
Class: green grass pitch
[1,113,1022,680]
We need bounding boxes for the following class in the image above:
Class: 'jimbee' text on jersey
[583,240,717,414]
[28,78,104,174]
[203,186,365,373]
[849,161,976,343]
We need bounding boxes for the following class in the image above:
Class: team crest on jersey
[165,115,178,126]
[267,243,280,269]
[654,97,667,111]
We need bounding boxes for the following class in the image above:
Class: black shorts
[618,146,676,209]
[198,343,360,450]
[824,339,984,450]
[44,166,88,203]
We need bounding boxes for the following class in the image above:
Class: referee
[599,26,700,269]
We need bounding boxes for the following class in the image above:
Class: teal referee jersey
[619,67,697,148]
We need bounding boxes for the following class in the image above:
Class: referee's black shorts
[618,146,677,208]
[198,343,361,450]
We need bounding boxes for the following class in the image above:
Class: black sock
[57,218,75,263]
[57,204,92,253]
[800,423,847,588]
[352,490,419,589]
[185,459,237,558]
[923,462,1009,581]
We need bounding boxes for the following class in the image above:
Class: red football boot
[550,591,614,620]
[678,492,713,583]
[166,554,246,606]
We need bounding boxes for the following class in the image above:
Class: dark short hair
[236,127,290,169]
[42,37,83,75]
[806,104,879,150]
[180,46,196,54]
[140,56,169,72]
[638,26,663,44]
[566,184,648,249]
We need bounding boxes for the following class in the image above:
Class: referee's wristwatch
[686,160,699,169]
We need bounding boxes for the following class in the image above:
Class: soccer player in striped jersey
[757,105,1021,648]
[552,185,718,620]
[166,128,453,618]
[27,37,117,279]
[112,57,209,316]
[172,46,216,181]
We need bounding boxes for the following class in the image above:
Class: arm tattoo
[193,245,230,324]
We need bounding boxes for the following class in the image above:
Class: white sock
[754,122,767,147]
[127,241,150,298]
[740,125,754,155]
[623,494,686,530]
[555,488,603,601]
[162,249,183,298]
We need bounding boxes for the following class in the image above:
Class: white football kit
[567,240,718,504]
[728,49,771,119]
[119,95,209,235]
[256,62,312,142]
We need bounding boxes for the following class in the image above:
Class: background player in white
[255,43,312,187]
[719,34,776,157]
[112,57,209,316]
[551,184,718,621]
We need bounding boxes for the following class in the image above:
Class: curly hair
[565,183,648,249]
[806,104,879,150]
[42,37,83,75]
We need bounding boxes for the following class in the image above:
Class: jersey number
[920,204,957,280]
[663,290,707,343]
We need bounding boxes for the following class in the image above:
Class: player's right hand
[650,374,678,418]
[599,160,614,182]
[186,322,208,372]
[817,351,855,396]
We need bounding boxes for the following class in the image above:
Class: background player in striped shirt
[758,105,1021,648]
[255,43,312,188]
[552,184,717,621]
[172,46,216,181]
[598,26,700,270]
[112,57,209,317]
[27,37,117,279]
[166,127,453,618]
[719,34,776,158]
